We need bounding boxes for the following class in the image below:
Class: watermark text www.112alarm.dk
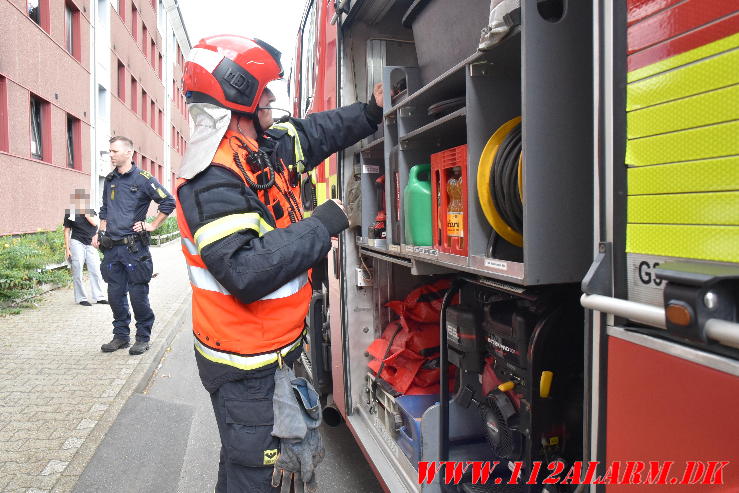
[418,460,730,486]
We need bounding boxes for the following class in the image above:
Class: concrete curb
[55,288,191,493]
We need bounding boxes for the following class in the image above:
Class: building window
[157,0,164,31]
[158,53,163,80]
[150,100,155,128]
[142,25,148,59]
[30,94,49,161]
[0,76,8,153]
[142,92,147,121]
[28,0,49,31]
[117,60,125,101]
[65,2,81,61]
[28,0,40,24]
[130,77,138,113]
[132,4,138,41]
[118,0,125,21]
[65,5,74,53]
[66,114,81,169]
[151,40,156,67]
[158,109,162,136]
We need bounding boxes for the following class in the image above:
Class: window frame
[65,2,81,61]
[117,60,126,102]
[142,25,148,60]
[29,94,50,162]
[132,3,139,41]
[299,0,318,117]
[0,76,8,153]
[130,76,138,113]
[66,113,81,170]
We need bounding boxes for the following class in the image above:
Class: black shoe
[101,338,130,352]
[97,300,109,304]
[129,341,150,355]
[79,301,92,306]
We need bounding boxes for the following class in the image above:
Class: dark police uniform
[99,163,175,343]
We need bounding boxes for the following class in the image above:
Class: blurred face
[257,89,277,130]
[109,140,133,168]
[70,192,90,210]
[69,188,90,211]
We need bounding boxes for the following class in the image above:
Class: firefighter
[177,35,383,492]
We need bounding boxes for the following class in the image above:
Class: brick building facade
[0,0,190,235]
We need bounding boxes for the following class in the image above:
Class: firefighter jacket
[177,101,381,392]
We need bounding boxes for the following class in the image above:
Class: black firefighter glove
[271,366,325,493]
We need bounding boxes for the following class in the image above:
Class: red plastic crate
[431,145,468,256]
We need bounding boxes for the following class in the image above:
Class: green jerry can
[404,164,433,246]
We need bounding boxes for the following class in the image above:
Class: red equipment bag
[367,280,457,394]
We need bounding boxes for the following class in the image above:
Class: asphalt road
[73,312,382,493]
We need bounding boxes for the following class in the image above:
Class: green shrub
[147,216,180,236]
[146,216,180,246]
[0,228,70,307]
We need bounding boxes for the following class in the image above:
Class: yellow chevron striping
[628,191,739,225]
[628,32,739,83]
[627,224,739,263]
[627,156,739,195]
[627,84,739,138]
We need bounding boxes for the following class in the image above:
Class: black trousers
[210,371,281,493]
[100,244,154,342]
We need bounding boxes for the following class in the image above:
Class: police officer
[94,136,175,355]
[177,35,383,492]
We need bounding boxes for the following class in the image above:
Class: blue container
[395,394,438,465]
[397,426,421,465]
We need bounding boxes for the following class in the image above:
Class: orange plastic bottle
[446,167,464,249]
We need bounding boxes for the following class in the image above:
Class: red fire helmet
[183,35,283,115]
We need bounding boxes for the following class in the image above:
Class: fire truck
[290,1,739,491]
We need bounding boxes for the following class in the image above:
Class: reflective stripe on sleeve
[270,122,306,172]
[187,264,231,295]
[259,273,309,301]
[194,334,303,371]
[193,213,274,253]
[182,237,199,255]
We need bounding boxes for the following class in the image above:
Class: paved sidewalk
[0,241,191,493]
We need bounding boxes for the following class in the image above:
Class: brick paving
[0,241,190,493]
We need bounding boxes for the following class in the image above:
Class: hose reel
[476,116,524,251]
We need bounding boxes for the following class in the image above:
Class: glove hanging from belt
[271,365,325,493]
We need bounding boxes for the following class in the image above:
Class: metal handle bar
[580,294,739,350]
